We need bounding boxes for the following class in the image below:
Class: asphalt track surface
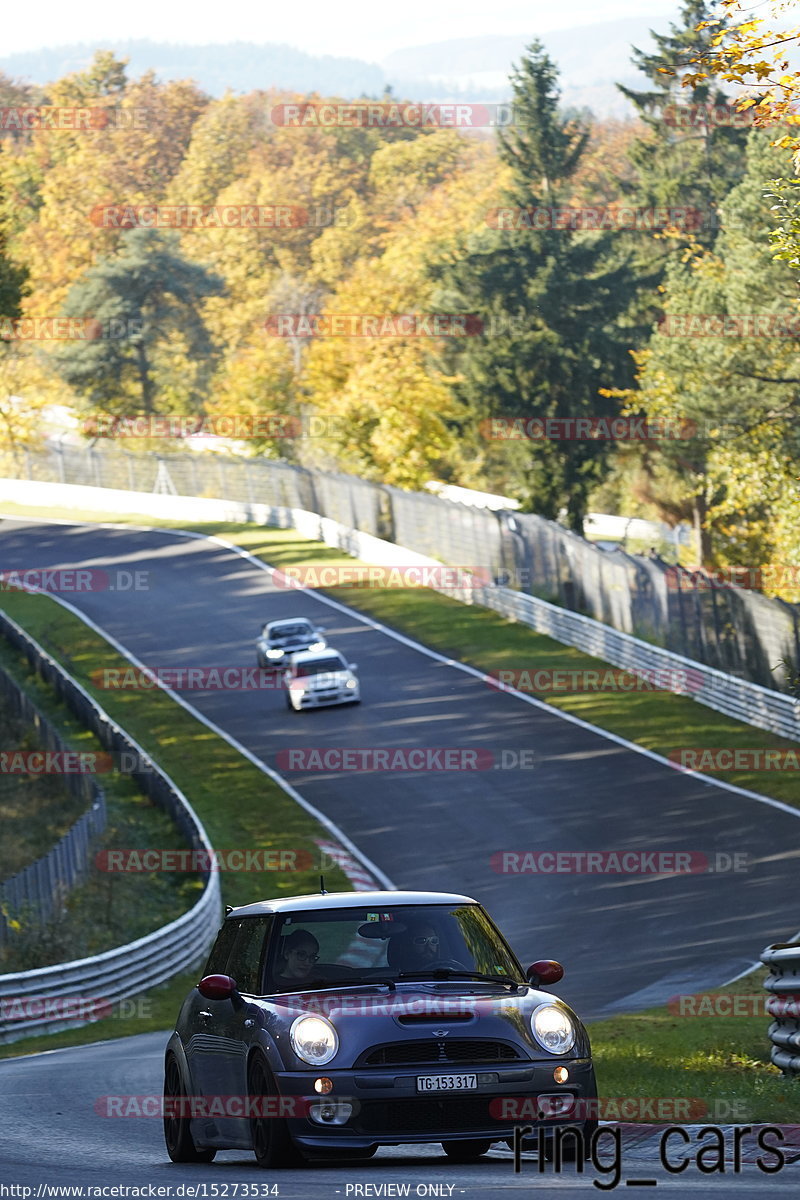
[2,515,799,1020]
[2,515,800,1198]
[1,1034,799,1197]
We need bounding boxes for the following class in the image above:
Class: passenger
[273,930,320,990]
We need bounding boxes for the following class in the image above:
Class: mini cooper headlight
[266,648,284,659]
[290,1015,338,1065]
[531,1003,575,1055]
[345,679,357,689]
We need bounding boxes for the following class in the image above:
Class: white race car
[283,649,360,711]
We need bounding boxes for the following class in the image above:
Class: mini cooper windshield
[266,904,526,994]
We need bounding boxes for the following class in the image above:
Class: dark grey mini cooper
[163,890,596,1167]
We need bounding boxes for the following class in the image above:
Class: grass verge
[588,970,799,1125]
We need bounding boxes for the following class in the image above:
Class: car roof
[288,648,345,664]
[267,618,314,630]
[226,889,478,918]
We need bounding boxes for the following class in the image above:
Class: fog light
[314,1077,333,1094]
[309,1101,353,1125]
[553,1066,569,1084]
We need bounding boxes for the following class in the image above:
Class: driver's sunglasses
[412,935,439,946]
[291,949,320,962]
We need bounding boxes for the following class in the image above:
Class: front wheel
[248,1057,303,1168]
[163,1056,216,1163]
[441,1139,492,1161]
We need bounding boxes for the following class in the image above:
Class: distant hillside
[0,40,387,98]
[0,16,678,118]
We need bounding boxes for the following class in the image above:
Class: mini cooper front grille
[359,1039,522,1067]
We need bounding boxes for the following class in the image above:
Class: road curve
[2,516,799,1020]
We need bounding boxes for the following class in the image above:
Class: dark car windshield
[270,623,313,642]
[294,656,346,676]
[264,904,525,993]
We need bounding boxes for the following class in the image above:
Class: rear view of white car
[283,649,360,711]
[256,618,326,669]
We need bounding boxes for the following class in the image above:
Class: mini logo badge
[432,1029,450,1037]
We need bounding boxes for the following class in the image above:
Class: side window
[203,919,239,976]
[228,918,272,994]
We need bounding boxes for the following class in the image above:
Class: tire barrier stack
[761,942,800,1074]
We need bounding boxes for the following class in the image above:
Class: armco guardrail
[1,476,799,743]
[0,666,107,942]
[0,611,222,1042]
[462,582,800,743]
[761,942,800,1075]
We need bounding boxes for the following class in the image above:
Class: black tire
[248,1056,304,1169]
[163,1056,216,1163]
[544,1120,597,1162]
[441,1139,492,1161]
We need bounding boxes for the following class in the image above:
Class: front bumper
[275,1060,596,1149]
[293,689,359,709]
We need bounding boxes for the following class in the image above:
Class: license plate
[416,1074,477,1092]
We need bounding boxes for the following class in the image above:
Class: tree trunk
[691,489,712,568]
[136,341,154,414]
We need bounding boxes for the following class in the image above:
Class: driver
[389,921,444,971]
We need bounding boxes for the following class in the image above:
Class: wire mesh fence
[0,666,107,943]
[2,443,798,693]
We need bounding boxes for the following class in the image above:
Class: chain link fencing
[0,666,107,943]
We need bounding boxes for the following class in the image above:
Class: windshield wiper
[395,970,522,990]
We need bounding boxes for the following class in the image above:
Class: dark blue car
[163,890,597,1167]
